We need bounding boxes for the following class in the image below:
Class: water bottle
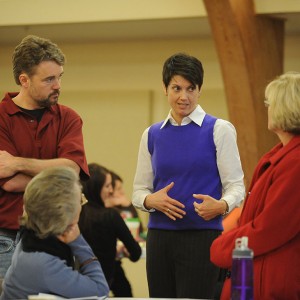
[231,236,254,300]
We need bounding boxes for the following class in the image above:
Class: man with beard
[0,35,89,285]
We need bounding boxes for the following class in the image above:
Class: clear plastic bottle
[231,236,254,300]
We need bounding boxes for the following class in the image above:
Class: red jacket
[211,136,300,300]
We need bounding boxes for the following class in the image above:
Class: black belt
[0,228,18,238]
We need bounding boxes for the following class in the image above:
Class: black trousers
[110,260,133,297]
[146,229,221,299]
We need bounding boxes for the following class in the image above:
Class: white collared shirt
[132,105,245,212]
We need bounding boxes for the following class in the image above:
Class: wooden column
[203,0,284,188]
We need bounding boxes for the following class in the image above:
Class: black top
[79,202,142,285]
[115,204,144,233]
[18,106,45,122]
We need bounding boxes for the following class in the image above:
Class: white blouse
[132,105,245,213]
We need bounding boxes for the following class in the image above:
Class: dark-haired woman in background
[107,170,144,297]
[79,163,141,288]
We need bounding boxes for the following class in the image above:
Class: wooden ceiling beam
[203,0,284,188]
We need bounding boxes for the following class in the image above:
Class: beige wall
[0,37,228,225]
[1,36,300,205]
[1,35,300,297]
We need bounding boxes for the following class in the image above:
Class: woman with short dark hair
[133,52,245,299]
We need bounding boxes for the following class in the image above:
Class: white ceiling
[0,18,209,45]
[0,13,299,46]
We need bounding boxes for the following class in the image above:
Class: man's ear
[19,73,30,88]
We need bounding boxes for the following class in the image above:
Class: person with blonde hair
[211,72,300,299]
[0,167,109,300]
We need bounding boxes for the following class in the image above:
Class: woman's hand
[116,241,130,258]
[193,194,227,221]
[144,182,186,221]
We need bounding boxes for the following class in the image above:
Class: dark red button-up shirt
[0,92,89,229]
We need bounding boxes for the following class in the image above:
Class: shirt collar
[3,92,55,115]
[268,135,300,166]
[160,105,206,129]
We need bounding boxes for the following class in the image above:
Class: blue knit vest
[148,114,223,230]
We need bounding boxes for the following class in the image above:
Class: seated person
[108,170,144,235]
[107,170,144,297]
[79,164,142,288]
[0,166,109,300]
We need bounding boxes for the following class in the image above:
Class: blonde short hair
[265,72,300,134]
[21,166,82,239]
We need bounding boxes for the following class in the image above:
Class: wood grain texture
[203,0,284,188]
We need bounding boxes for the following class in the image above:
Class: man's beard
[38,91,60,108]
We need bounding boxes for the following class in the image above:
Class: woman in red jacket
[210,72,300,300]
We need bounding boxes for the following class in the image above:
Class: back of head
[82,163,110,206]
[21,166,81,239]
[265,71,300,134]
[12,35,65,85]
[162,52,204,89]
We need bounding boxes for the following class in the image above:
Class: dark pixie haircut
[81,163,110,207]
[12,35,65,85]
[162,52,204,89]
